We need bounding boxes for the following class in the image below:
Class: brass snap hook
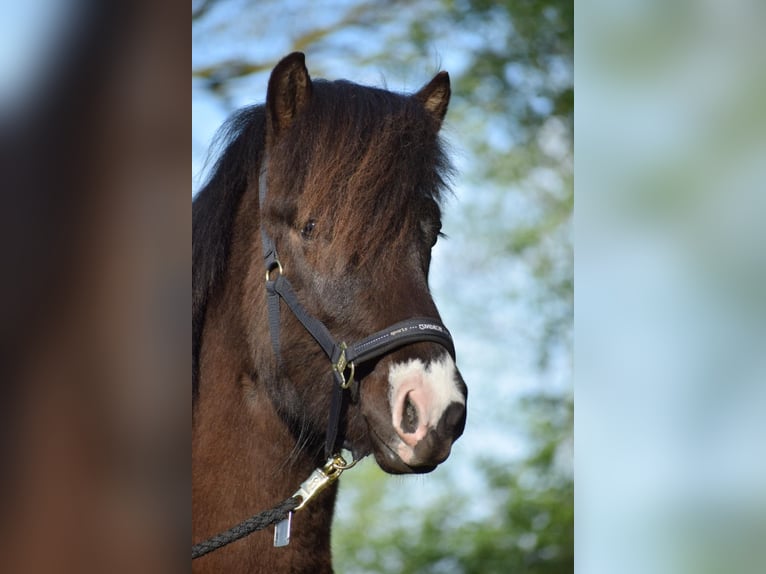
[331,452,359,470]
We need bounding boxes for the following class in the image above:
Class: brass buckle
[332,343,355,389]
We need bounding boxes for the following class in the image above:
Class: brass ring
[340,361,355,390]
[332,453,359,470]
[266,260,283,282]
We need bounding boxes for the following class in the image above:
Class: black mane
[193,105,265,401]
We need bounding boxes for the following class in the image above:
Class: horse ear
[266,52,313,138]
[415,71,451,128]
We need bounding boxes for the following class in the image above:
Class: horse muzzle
[365,352,467,474]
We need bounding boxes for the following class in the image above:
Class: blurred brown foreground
[0,1,188,572]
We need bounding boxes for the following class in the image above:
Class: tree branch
[192,0,218,22]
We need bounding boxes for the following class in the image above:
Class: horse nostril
[402,393,419,434]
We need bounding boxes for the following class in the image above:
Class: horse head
[252,53,467,474]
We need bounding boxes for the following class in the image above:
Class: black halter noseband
[259,167,456,459]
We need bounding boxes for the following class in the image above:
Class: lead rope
[192,496,300,559]
[192,454,357,559]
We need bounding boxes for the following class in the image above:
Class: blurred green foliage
[439,0,573,371]
[333,393,572,573]
[194,0,572,571]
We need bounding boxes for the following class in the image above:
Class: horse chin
[367,425,438,475]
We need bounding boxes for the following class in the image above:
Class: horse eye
[301,219,316,239]
[426,223,444,247]
[421,220,442,248]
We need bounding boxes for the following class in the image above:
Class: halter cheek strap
[259,166,455,458]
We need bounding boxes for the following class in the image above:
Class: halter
[259,166,456,459]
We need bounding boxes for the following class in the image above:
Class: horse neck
[192,209,337,572]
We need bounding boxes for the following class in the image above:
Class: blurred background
[1,0,762,572]
[193,1,573,572]
[576,1,766,573]
[0,1,188,572]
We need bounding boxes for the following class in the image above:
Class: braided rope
[192,496,301,559]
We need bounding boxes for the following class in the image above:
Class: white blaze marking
[388,354,464,444]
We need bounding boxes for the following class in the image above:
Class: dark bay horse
[192,52,467,573]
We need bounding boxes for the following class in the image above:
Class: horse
[192,52,467,573]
